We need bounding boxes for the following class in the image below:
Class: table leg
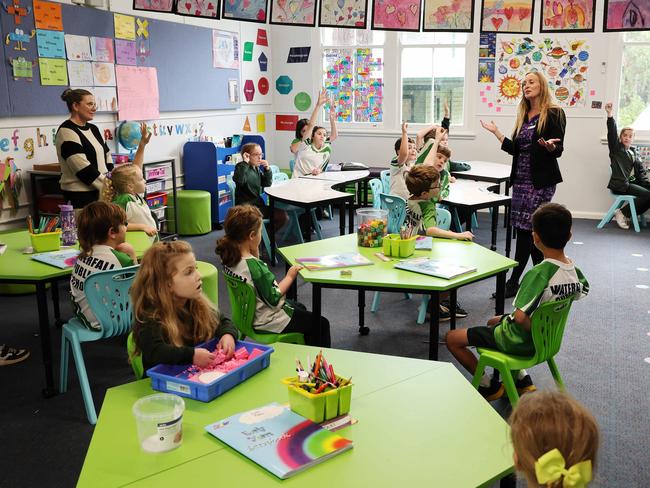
[312,284,322,329]
[348,198,354,235]
[51,280,63,328]
[36,282,57,398]
[504,182,510,228]
[356,181,362,207]
[270,197,276,265]
[505,204,513,258]
[428,291,440,360]
[358,290,369,335]
[495,272,506,315]
[466,211,473,232]
[490,204,498,251]
[449,289,457,331]
[305,205,312,242]
[339,202,346,236]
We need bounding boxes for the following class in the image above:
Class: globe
[117,121,142,156]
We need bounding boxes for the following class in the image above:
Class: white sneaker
[614,209,629,229]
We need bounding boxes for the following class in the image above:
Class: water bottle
[59,203,77,246]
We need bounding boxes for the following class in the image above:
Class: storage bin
[145,180,165,194]
[144,164,170,180]
[356,208,388,248]
[145,191,167,209]
[151,207,166,220]
[382,234,417,258]
[146,340,274,402]
[284,376,352,423]
[30,231,61,252]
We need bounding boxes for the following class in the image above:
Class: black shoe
[425,305,451,322]
[492,281,519,299]
[478,378,504,401]
[515,374,537,395]
[441,300,468,318]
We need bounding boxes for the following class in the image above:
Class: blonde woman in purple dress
[481,71,567,298]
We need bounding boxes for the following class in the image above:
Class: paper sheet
[115,39,136,65]
[116,66,159,120]
[114,13,136,41]
[34,0,63,31]
[65,34,92,61]
[39,58,67,85]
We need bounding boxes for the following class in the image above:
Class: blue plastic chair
[380,169,390,193]
[369,178,383,209]
[269,165,280,174]
[272,172,323,243]
[289,159,295,174]
[597,193,643,233]
[416,206,452,324]
[59,265,139,424]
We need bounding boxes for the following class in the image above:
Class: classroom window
[321,28,385,124]
[400,33,467,126]
[619,31,650,135]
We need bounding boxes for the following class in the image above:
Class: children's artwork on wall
[270,0,317,26]
[133,0,174,12]
[319,0,368,28]
[3,0,31,25]
[354,48,383,122]
[10,56,36,80]
[36,29,65,59]
[67,61,94,86]
[323,49,353,122]
[604,0,650,31]
[92,61,116,86]
[91,37,115,63]
[115,39,136,65]
[174,0,220,18]
[38,57,67,85]
[495,36,590,107]
[479,32,496,56]
[64,34,92,61]
[6,27,35,51]
[480,0,534,33]
[423,0,474,31]
[213,30,240,69]
[540,0,595,32]
[478,58,494,82]
[372,0,422,31]
[115,66,159,120]
[135,18,150,63]
[33,0,62,31]
[76,87,117,112]
[222,0,268,23]
[114,13,136,40]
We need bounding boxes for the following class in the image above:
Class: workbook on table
[296,252,373,270]
[395,257,476,279]
[415,236,433,250]
[205,403,353,479]
[31,249,80,269]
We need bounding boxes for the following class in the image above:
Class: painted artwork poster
[495,36,590,107]
[175,0,220,18]
[354,48,383,122]
[213,30,240,69]
[133,0,174,12]
[372,0,422,31]
[479,32,496,57]
[478,58,495,82]
[319,0,368,28]
[270,0,317,26]
[323,49,354,122]
[222,0,268,23]
[480,0,534,33]
[604,0,650,31]
[541,0,595,32]
[423,0,474,31]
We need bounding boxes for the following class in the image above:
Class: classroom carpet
[2,213,649,488]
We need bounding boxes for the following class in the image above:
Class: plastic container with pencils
[30,231,61,253]
[283,376,352,423]
[382,233,416,258]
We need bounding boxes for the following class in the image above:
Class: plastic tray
[145,191,167,209]
[284,376,352,423]
[146,339,274,402]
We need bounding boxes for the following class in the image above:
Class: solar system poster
[494,36,590,107]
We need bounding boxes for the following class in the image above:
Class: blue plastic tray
[146,339,274,402]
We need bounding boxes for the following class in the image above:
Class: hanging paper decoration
[372,0,422,32]
[319,0,367,28]
[222,0,268,23]
[423,0,474,31]
[270,0,317,26]
[541,0,595,32]
[174,0,220,18]
[480,0,534,34]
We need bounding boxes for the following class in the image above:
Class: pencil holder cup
[30,231,61,253]
[382,234,416,258]
[283,376,352,423]
[357,209,388,248]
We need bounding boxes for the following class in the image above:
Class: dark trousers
[283,304,331,348]
[509,228,543,285]
[614,183,650,217]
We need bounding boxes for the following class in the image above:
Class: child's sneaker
[425,305,451,321]
[614,209,629,229]
[515,374,537,395]
[440,300,468,318]
[0,345,30,366]
[478,378,504,401]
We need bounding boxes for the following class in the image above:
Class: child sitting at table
[216,205,331,347]
[70,201,137,331]
[510,390,599,487]
[445,203,589,400]
[131,241,239,372]
[233,142,288,230]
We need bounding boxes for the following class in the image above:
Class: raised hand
[605,102,613,117]
[401,121,408,134]
[139,122,151,146]
[317,88,327,106]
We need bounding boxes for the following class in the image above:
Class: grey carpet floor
[2,213,649,487]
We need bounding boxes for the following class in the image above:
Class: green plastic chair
[222,268,305,345]
[471,297,575,407]
[126,331,144,379]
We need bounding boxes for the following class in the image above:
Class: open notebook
[395,257,476,280]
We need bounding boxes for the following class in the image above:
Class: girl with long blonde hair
[480,71,567,298]
[131,241,239,371]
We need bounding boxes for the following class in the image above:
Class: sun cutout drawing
[499,75,521,101]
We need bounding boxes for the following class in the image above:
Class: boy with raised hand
[445,203,589,400]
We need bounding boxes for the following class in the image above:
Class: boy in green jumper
[446,203,589,400]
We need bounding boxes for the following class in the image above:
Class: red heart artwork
[185,2,191,10]
[504,7,513,19]
[207,3,214,8]
[491,17,503,30]
[518,7,530,20]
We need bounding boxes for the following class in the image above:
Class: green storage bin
[284,376,352,423]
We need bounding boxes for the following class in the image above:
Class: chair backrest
[289,159,295,173]
[435,205,452,231]
[369,178,383,209]
[272,172,289,185]
[226,178,236,205]
[269,165,280,174]
[380,170,390,193]
[222,269,258,339]
[379,193,407,234]
[85,265,139,339]
[530,297,574,363]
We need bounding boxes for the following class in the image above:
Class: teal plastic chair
[269,165,280,174]
[369,178,383,210]
[451,207,479,232]
[597,193,643,232]
[59,265,139,424]
[471,297,574,407]
[272,172,323,243]
[416,206,452,324]
[380,169,390,193]
[222,268,305,345]
[289,159,295,174]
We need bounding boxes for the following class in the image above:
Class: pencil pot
[356,209,387,248]
[382,234,416,258]
[30,231,61,253]
[283,376,352,423]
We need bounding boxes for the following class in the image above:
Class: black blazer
[501,107,566,189]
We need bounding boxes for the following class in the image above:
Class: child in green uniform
[216,205,331,347]
[445,203,589,400]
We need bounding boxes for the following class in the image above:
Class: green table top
[78,343,513,487]
[0,229,151,282]
[278,234,517,291]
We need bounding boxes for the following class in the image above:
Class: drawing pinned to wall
[423,0,474,31]
[36,29,65,59]
[318,0,367,28]
[91,37,115,63]
[81,86,118,112]
[222,0,268,23]
[64,35,92,61]
[541,0,595,32]
[354,48,382,122]
[10,57,36,80]
[480,0,534,33]
[276,75,293,94]
[115,40,136,65]
[174,0,220,18]
[133,0,174,13]
[372,0,422,31]
[92,61,116,86]
[6,27,35,51]
[258,77,269,94]
[67,61,94,86]
[495,36,590,107]
[33,0,62,31]
[213,30,239,69]
[270,0,317,26]
[478,58,495,82]
[3,0,31,25]
[479,32,496,56]
[604,0,650,31]
[115,13,136,40]
[323,49,353,122]
[136,18,150,63]
[38,57,67,85]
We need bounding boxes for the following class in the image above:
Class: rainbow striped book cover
[205,403,353,479]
